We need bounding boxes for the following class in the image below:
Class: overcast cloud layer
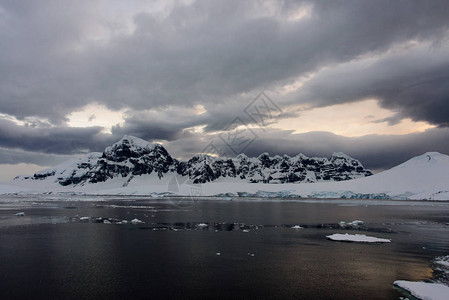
[1,0,449,179]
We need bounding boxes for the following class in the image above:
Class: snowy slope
[0,183,31,194]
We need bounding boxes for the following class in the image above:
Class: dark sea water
[1,195,448,300]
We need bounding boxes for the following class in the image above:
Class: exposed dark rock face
[20,136,372,186]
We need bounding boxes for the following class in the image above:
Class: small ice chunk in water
[197,223,208,227]
[291,225,303,229]
[326,233,391,243]
[216,252,221,256]
[103,220,111,224]
[121,220,128,224]
[242,229,250,232]
[339,220,364,227]
[79,217,90,221]
[15,212,25,216]
[347,220,364,226]
[131,218,144,224]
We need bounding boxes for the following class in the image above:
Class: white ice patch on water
[435,256,449,268]
[394,280,449,300]
[130,218,144,224]
[339,220,364,227]
[326,233,391,243]
[197,223,208,227]
[14,212,25,216]
[347,220,364,226]
[291,225,303,229]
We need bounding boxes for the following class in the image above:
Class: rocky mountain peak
[103,135,168,162]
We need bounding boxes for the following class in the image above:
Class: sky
[1,0,449,181]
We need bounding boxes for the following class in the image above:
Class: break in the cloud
[1,0,449,180]
[287,40,449,127]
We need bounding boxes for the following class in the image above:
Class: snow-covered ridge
[13,135,372,187]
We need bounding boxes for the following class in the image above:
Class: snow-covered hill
[2,136,449,200]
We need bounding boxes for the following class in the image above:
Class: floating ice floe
[103,220,111,224]
[216,252,221,256]
[291,225,303,229]
[131,218,144,224]
[197,223,208,227]
[394,280,449,300]
[242,229,250,233]
[326,233,391,243]
[14,212,25,216]
[79,216,90,221]
[121,220,128,224]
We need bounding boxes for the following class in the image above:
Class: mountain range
[3,136,449,200]
[14,135,372,186]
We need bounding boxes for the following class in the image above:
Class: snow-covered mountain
[4,136,448,200]
[13,135,372,186]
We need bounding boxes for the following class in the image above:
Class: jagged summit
[16,135,373,186]
[103,135,168,161]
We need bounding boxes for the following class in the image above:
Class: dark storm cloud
[1,0,449,124]
[111,108,204,141]
[2,0,449,170]
[0,119,114,154]
[111,96,288,140]
[0,0,101,123]
[0,147,72,166]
